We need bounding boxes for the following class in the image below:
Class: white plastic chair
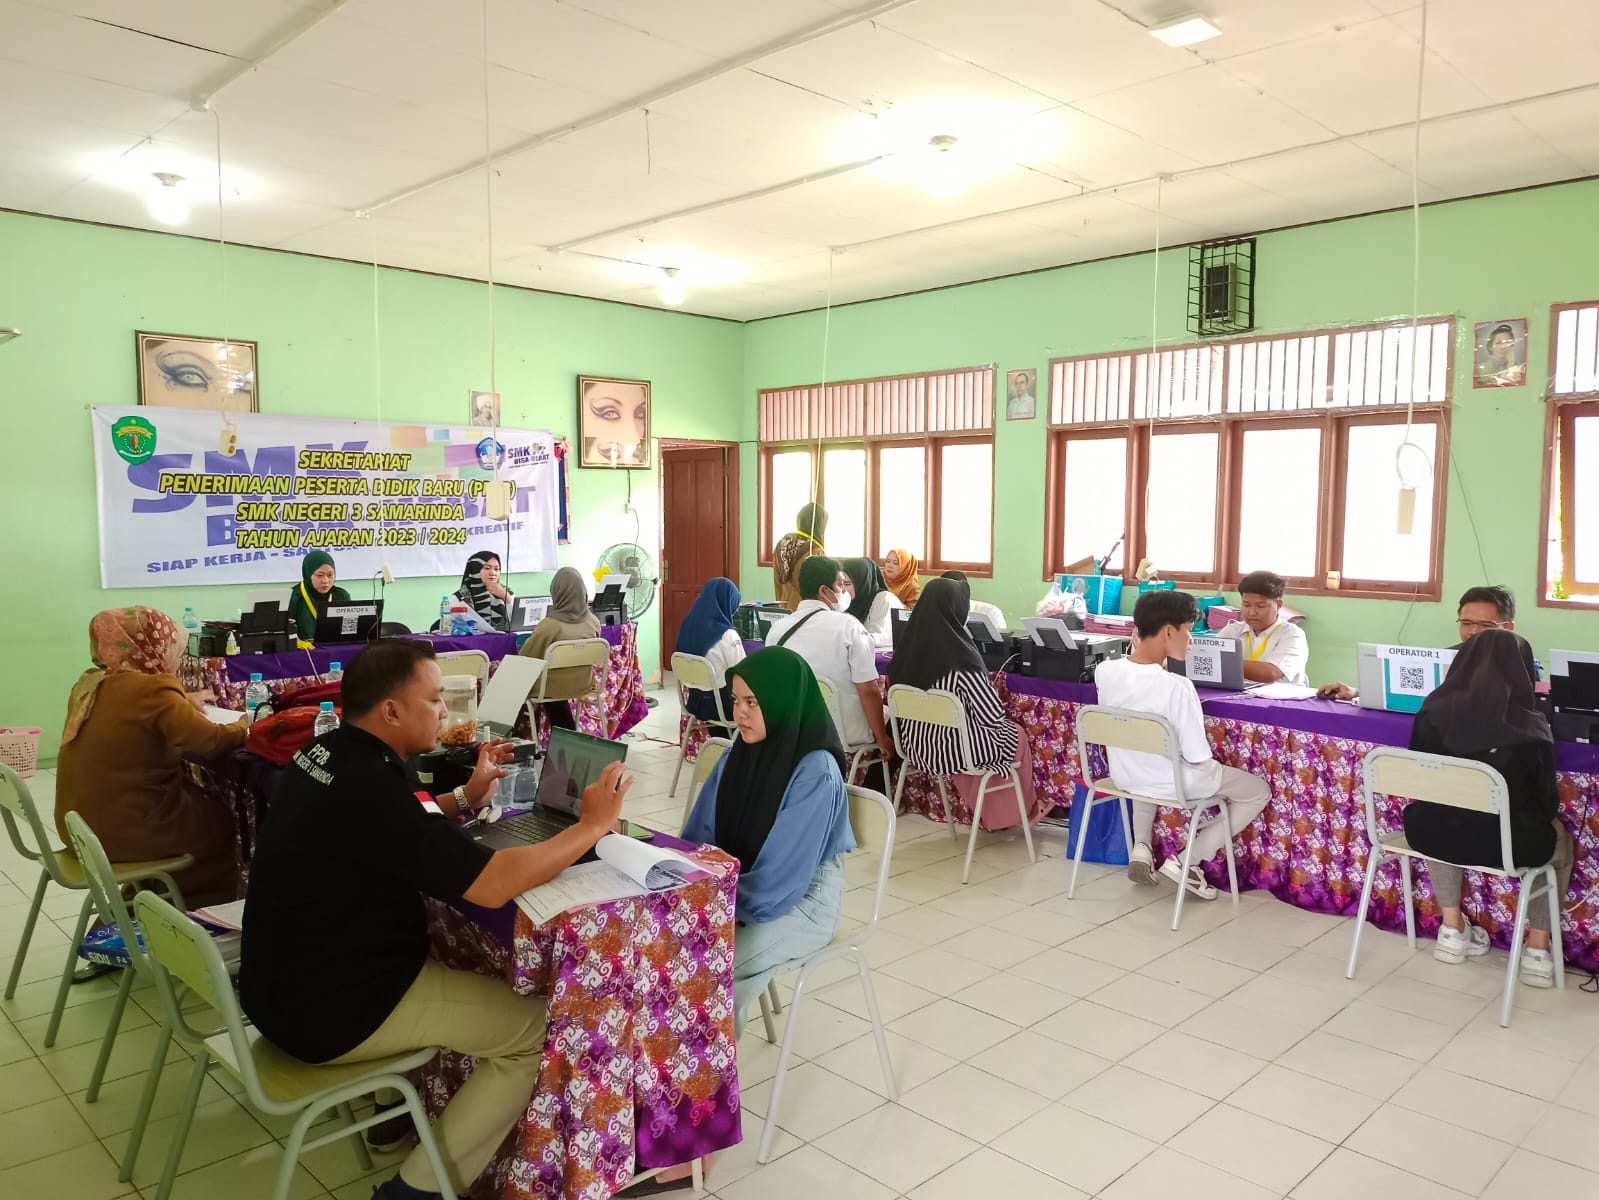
[528,638,611,728]
[1346,746,1566,1027]
[886,684,1036,884]
[435,648,491,693]
[680,736,733,835]
[134,889,456,1200]
[1071,705,1239,931]
[0,763,190,1049]
[669,652,738,797]
[816,676,891,795]
[477,655,545,737]
[751,784,898,1163]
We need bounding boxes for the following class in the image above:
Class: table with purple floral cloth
[420,836,742,1200]
[183,625,649,740]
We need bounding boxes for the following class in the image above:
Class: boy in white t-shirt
[1094,590,1271,900]
[1210,570,1309,686]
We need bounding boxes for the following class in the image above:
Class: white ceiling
[2,0,1596,320]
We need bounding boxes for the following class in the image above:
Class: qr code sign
[1399,665,1426,691]
[1191,651,1218,678]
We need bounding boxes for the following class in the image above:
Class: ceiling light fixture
[1147,12,1221,47]
[146,172,190,225]
[657,267,687,306]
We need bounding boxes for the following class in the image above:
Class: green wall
[0,211,744,763]
[739,178,1599,683]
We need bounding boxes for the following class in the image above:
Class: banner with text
[93,406,559,589]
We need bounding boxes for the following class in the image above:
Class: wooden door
[661,443,735,674]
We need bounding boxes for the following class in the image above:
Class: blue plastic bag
[1066,783,1130,866]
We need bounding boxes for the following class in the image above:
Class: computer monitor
[509,594,551,633]
[1355,642,1456,712]
[1550,650,1599,714]
[889,605,914,652]
[536,727,630,817]
[313,600,382,644]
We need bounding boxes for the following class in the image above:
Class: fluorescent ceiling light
[1148,12,1221,47]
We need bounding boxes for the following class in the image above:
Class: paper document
[203,705,246,725]
[190,899,247,931]
[513,837,716,926]
[1248,682,1321,701]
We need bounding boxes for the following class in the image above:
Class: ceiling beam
[353,0,918,217]
[191,0,352,111]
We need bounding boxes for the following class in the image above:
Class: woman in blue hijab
[674,577,745,721]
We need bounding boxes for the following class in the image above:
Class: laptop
[1168,635,1250,690]
[313,600,382,644]
[1355,642,1456,712]
[889,605,913,652]
[468,727,630,849]
[508,594,552,633]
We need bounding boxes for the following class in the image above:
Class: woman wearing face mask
[681,647,855,1032]
[455,551,514,633]
[841,557,902,648]
[286,551,351,648]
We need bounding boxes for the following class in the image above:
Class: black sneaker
[364,1101,417,1153]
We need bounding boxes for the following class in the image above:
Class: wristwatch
[452,785,468,811]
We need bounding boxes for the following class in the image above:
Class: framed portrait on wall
[1473,318,1529,388]
[136,331,258,412]
[1006,367,1037,420]
[577,374,651,468]
[468,389,501,427]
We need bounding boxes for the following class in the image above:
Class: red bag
[246,705,341,766]
[270,680,342,714]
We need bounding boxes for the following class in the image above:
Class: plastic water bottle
[245,674,270,725]
[325,661,343,682]
[439,594,453,630]
[312,701,339,737]
[181,607,199,633]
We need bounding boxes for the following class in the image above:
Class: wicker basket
[0,727,41,779]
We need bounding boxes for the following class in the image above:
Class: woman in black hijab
[1403,629,1572,987]
[681,647,856,1030]
[841,556,902,647]
[886,577,1042,829]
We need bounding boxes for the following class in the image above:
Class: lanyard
[1243,622,1281,662]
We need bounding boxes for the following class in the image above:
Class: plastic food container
[439,675,478,745]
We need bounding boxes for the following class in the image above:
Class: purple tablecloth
[218,632,520,685]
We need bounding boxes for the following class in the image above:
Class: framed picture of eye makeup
[136,331,259,412]
[576,374,651,469]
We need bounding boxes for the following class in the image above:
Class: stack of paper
[513,837,714,926]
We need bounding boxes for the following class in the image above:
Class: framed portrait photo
[1473,318,1529,389]
[577,375,651,469]
[1005,367,1037,420]
[136,331,258,412]
[468,389,501,427]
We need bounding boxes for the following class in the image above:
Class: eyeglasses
[1458,619,1507,634]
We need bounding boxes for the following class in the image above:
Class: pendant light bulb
[147,172,190,225]
[658,267,687,306]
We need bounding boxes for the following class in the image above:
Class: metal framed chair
[134,889,456,1200]
[0,763,190,1048]
[1346,746,1566,1027]
[668,653,738,797]
[680,736,733,835]
[435,648,491,693]
[1071,705,1240,931]
[61,811,217,1181]
[816,676,891,795]
[528,638,611,727]
[885,684,1036,884]
[751,785,898,1164]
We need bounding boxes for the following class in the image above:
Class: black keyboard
[493,809,575,844]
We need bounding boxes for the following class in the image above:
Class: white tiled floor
[4,686,1597,1199]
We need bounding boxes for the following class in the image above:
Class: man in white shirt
[765,555,894,758]
[1095,590,1271,899]
[1212,570,1309,686]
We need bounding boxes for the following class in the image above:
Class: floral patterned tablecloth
[680,667,1599,969]
[183,625,649,740]
[421,840,741,1200]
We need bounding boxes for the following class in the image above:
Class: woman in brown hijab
[56,607,247,906]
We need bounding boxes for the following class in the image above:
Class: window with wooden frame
[1540,301,1599,604]
[757,366,995,574]
[1043,319,1454,600]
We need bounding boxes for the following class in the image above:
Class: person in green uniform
[286,550,352,647]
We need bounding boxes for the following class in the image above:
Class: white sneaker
[1127,843,1156,886]
[1158,856,1217,900]
[1433,920,1490,964]
[1519,948,1555,989]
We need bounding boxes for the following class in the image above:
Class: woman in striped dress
[886,577,1044,829]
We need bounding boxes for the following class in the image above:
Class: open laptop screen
[536,727,630,817]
